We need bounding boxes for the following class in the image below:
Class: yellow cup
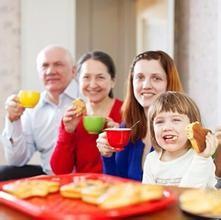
[18,90,40,108]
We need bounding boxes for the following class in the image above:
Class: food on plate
[60,179,165,209]
[2,180,59,199]
[72,98,86,115]
[60,181,85,198]
[60,179,109,202]
[98,183,164,209]
[180,189,221,216]
[98,183,140,209]
[139,184,164,202]
[186,121,211,153]
[81,180,110,204]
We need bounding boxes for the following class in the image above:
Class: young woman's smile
[133,59,167,109]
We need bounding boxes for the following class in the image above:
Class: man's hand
[5,95,25,122]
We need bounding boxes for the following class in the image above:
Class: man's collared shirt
[1,80,80,174]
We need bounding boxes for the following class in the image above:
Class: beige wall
[21,0,75,91]
[0,0,20,164]
[175,0,219,129]
[75,0,136,99]
[136,0,174,56]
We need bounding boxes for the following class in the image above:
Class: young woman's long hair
[122,51,183,142]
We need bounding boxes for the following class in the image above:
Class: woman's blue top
[102,139,153,181]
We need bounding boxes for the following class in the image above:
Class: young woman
[143,91,216,188]
[96,50,183,181]
[50,51,122,174]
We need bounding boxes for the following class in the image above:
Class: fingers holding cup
[5,94,25,122]
[96,132,115,157]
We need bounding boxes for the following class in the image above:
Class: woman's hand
[63,105,83,133]
[105,117,120,128]
[199,132,217,158]
[96,132,116,157]
[5,95,25,122]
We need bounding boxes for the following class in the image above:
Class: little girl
[142,91,217,188]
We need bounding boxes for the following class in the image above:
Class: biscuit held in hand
[72,98,86,115]
[186,121,211,153]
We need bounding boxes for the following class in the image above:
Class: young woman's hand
[63,105,83,133]
[199,132,217,158]
[96,132,116,157]
[105,117,120,128]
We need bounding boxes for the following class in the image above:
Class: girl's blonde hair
[148,91,201,151]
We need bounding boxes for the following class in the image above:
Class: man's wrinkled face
[37,48,75,95]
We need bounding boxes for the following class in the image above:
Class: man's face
[37,48,75,95]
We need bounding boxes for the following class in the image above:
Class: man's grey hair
[36,44,74,71]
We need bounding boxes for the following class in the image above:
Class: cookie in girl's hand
[186,121,211,153]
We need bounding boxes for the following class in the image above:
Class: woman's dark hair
[77,51,116,98]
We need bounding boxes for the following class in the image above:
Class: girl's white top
[142,148,216,188]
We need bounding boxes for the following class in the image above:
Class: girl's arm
[180,133,217,188]
[179,154,216,188]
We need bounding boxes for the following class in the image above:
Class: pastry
[180,189,221,215]
[98,183,141,209]
[81,180,110,204]
[60,178,165,209]
[60,179,107,201]
[139,184,164,202]
[60,181,85,198]
[2,180,59,199]
[72,98,86,115]
[186,121,211,153]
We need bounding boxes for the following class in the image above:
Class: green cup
[83,116,106,134]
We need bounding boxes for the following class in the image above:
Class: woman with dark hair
[50,51,122,174]
[96,50,183,181]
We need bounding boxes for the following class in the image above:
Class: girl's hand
[214,127,221,177]
[96,132,116,157]
[215,127,221,146]
[199,132,217,158]
[105,117,120,128]
[63,105,83,133]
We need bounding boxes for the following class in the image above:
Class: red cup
[105,128,131,151]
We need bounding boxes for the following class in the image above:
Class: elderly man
[1,45,80,180]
